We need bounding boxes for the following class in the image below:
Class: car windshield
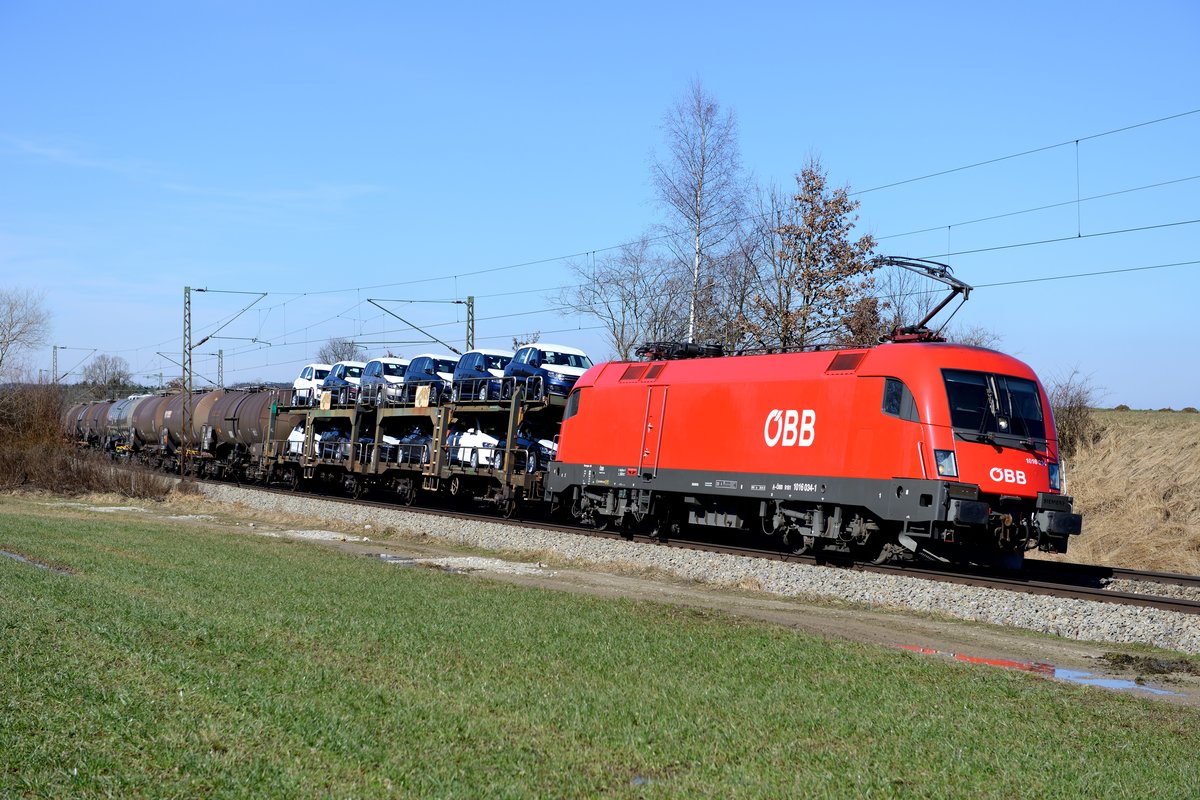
[543,351,592,369]
[942,369,1046,441]
[485,355,512,370]
[314,369,329,380]
[344,366,363,379]
[384,363,405,377]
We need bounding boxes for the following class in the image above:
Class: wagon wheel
[351,477,367,500]
[283,467,300,492]
[448,475,463,498]
[501,495,519,519]
[400,481,417,506]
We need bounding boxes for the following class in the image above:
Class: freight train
[63,341,1081,566]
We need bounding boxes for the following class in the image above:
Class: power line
[976,259,1200,288]
[877,174,1200,241]
[99,108,1200,364]
[924,218,1200,259]
[229,107,1200,303]
[851,108,1200,196]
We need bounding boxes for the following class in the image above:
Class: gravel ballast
[198,484,1200,655]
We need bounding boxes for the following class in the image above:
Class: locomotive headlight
[1048,462,1061,491]
[934,449,959,478]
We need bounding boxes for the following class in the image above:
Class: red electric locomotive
[544,340,1081,565]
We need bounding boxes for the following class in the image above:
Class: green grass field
[2,496,1198,798]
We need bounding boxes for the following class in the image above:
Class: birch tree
[651,80,746,343]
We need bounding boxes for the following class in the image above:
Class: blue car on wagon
[502,343,592,399]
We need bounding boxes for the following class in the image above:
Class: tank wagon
[78,400,116,446]
[545,341,1081,564]
[62,401,90,441]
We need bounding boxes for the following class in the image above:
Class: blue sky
[2,1,1197,408]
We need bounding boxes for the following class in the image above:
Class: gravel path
[199,484,1200,655]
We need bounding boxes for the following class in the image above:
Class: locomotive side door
[639,385,668,476]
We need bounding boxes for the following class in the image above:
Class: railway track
[212,478,1200,617]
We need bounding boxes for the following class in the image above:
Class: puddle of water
[1053,669,1176,696]
[898,644,1179,697]
[0,549,73,575]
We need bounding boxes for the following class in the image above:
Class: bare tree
[0,289,50,382]
[82,354,132,399]
[651,80,746,343]
[560,235,688,360]
[512,331,541,350]
[744,160,876,350]
[700,230,762,352]
[947,325,1002,349]
[316,337,365,364]
[1047,367,1105,459]
[873,261,936,334]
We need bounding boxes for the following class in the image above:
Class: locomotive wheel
[648,505,677,541]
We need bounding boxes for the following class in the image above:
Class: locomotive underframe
[545,462,1078,561]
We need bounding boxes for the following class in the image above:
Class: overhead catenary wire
[196,108,1200,307]
[91,107,1197,374]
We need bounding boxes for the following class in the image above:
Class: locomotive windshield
[942,369,1047,442]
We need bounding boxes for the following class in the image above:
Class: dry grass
[0,384,177,500]
[1064,410,1200,573]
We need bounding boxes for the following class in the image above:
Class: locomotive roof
[582,342,1039,389]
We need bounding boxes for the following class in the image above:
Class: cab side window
[564,388,583,421]
[882,378,920,422]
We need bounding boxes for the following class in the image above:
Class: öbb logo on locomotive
[762,409,816,448]
[990,467,1028,485]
